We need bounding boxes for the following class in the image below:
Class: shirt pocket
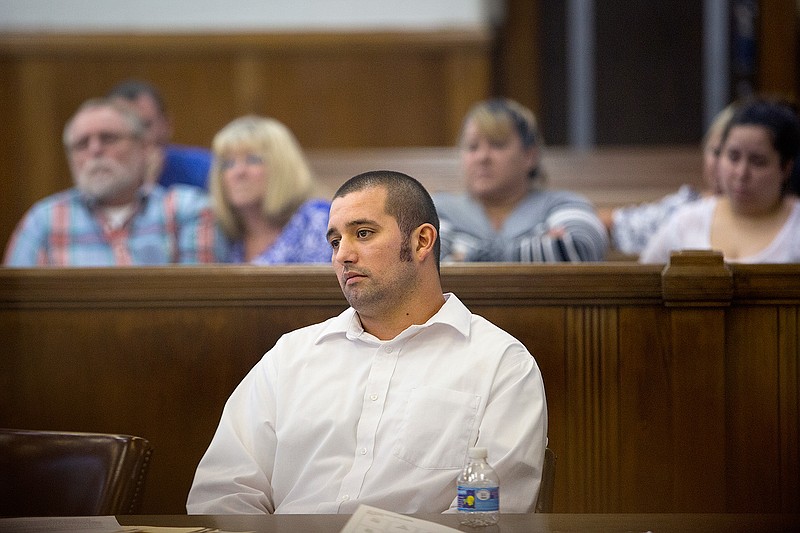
[392,386,480,469]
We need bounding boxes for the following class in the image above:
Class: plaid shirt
[4,185,226,266]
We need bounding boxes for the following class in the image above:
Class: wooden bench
[1,252,797,514]
[308,145,703,208]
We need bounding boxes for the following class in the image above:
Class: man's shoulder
[27,189,81,213]
[160,145,212,189]
[273,312,352,349]
[165,144,212,163]
[148,185,211,216]
[157,184,208,201]
[469,312,526,344]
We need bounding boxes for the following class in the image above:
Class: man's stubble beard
[344,241,416,314]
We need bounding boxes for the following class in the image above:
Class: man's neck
[358,287,446,341]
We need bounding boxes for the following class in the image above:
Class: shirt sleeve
[611,185,701,255]
[187,351,279,514]
[3,205,49,266]
[638,214,683,264]
[506,203,609,262]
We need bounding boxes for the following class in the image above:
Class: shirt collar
[78,183,156,210]
[314,292,471,345]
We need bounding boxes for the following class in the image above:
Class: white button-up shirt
[187,293,547,514]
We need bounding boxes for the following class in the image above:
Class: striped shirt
[4,185,226,266]
[433,189,608,262]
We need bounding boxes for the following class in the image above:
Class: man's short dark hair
[107,79,167,116]
[334,170,440,271]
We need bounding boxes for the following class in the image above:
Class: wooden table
[117,513,800,532]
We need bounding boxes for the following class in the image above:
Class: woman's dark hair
[722,96,800,194]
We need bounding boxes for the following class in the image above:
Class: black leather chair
[535,446,556,513]
[0,428,152,516]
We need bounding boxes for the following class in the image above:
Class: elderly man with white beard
[4,97,225,266]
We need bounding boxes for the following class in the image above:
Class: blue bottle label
[457,485,499,512]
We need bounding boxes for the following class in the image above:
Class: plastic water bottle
[457,447,499,527]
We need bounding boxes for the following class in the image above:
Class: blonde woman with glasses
[209,116,331,264]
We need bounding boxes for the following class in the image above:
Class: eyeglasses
[219,154,265,171]
[66,131,137,154]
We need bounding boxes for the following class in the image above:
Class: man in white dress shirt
[187,170,548,514]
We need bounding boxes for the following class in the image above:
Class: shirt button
[384,346,393,353]
[360,448,367,455]
[342,495,350,502]
[370,394,378,401]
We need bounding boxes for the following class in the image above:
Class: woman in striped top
[433,98,608,262]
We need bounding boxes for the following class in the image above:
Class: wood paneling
[758,0,799,98]
[1,252,798,514]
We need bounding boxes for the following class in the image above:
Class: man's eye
[329,239,339,249]
[357,229,371,238]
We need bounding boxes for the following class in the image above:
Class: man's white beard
[75,157,142,205]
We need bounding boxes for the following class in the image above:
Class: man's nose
[86,135,107,155]
[334,238,357,264]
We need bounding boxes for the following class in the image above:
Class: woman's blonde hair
[703,103,736,153]
[209,115,314,240]
[460,98,545,181]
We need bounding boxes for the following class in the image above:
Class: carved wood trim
[661,251,733,307]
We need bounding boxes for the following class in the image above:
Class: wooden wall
[0,30,492,254]
[1,252,797,515]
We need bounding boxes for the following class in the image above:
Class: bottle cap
[468,447,488,458]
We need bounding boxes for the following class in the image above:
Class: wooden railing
[1,251,797,514]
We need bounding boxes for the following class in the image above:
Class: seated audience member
[640,97,800,264]
[209,115,331,264]
[601,105,735,255]
[187,170,548,514]
[108,79,212,189]
[434,98,608,262]
[3,97,225,266]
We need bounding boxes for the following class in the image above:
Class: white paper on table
[340,505,460,533]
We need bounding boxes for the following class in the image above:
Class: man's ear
[414,223,438,262]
